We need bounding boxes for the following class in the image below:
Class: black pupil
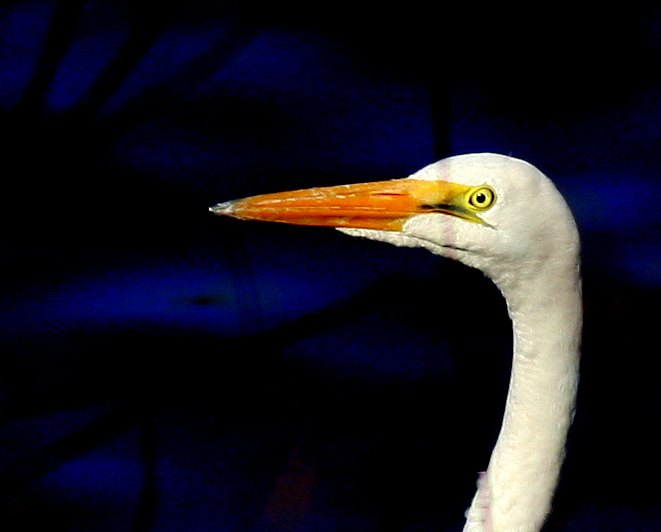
[475,192,486,204]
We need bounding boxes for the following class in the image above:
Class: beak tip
[209,201,235,216]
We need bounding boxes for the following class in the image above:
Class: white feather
[340,153,581,532]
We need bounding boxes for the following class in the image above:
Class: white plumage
[211,153,582,532]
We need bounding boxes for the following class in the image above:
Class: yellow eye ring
[467,186,496,210]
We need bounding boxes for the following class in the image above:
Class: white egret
[210,153,582,532]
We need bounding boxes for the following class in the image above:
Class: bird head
[210,153,579,290]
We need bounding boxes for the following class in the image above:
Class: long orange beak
[209,178,483,231]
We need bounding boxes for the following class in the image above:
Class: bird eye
[467,186,496,210]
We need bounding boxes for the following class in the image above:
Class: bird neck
[464,260,582,532]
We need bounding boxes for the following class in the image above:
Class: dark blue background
[1,1,660,531]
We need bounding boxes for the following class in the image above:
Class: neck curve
[462,259,582,532]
